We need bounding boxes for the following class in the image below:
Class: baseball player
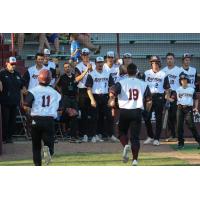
[75,48,96,142]
[85,56,118,142]
[143,56,170,146]
[43,49,56,86]
[23,53,46,91]
[103,51,120,83]
[180,53,199,91]
[174,72,200,149]
[23,69,61,166]
[162,53,182,141]
[108,63,152,166]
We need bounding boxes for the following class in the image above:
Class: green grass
[0,152,188,166]
[171,144,200,154]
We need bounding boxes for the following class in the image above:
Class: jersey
[116,74,128,82]
[144,69,170,94]
[162,66,181,91]
[75,61,96,89]
[180,66,197,88]
[112,77,151,110]
[176,86,196,106]
[85,69,114,94]
[103,63,119,83]
[27,85,61,119]
[24,65,46,90]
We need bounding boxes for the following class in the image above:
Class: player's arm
[108,82,122,107]
[22,70,30,95]
[85,74,96,107]
[75,66,89,82]
[163,76,171,99]
[143,86,152,112]
[193,91,199,112]
[23,91,34,113]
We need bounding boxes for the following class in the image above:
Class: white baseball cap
[106,51,115,57]
[9,57,17,64]
[81,48,90,54]
[44,49,51,55]
[123,53,132,58]
[95,56,104,63]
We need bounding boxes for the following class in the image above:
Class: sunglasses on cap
[82,53,89,56]
[10,63,16,66]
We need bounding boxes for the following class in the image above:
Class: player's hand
[193,108,198,113]
[108,97,115,108]
[87,63,93,71]
[0,81,3,92]
[91,100,96,108]
[22,87,28,95]
[168,97,175,102]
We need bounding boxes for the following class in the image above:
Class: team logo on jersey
[94,77,109,82]
[168,74,177,79]
[178,93,193,98]
[32,74,39,79]
[147,77,162,82]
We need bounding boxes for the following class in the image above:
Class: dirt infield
[0,139,200,165]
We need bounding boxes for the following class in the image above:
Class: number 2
[128,89,139,100]
[42,95,50,107]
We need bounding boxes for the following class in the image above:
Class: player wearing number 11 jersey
[109,63,152,166]
[24,69,61,166]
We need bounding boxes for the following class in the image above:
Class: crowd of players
[0,47,200,166]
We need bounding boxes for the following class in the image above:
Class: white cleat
[95,135,104,142]
[91,136,97,143]
[110,135,119,143]
[132,160,138,166]
[153,140,160,146]
[143,137,154,145]
[43,146,51,166]
[82,135,88,143]
[122,145,130,163]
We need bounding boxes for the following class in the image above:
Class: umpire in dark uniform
[56,62,79,142]
[0,57,24,143]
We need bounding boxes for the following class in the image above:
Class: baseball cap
[9,57,17,65]
[182,53,192,59]
[81,48,90,55]
[179,72,189,80]
[123,53,132,59]
[95,56,104,63]
[106,51,115,58]
[150,55,161,63]
[44,49,51,55]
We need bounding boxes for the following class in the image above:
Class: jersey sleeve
[109,82,122,96]
[193,91,197,100]
[163,76,170,90]
[143,86,152,102]
[85,74,93,88]
[23,70,30,89]
[108,74,115,87]
[24,91,34,108]
[141,73,146,81]
[75,67,81,77]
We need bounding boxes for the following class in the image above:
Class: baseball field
[0,139,199,166]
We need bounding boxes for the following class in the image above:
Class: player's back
[29,85,61,118]
[118,77,148,110]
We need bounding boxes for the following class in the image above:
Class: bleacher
[2,33,200,73]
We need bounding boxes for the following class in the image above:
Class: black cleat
[177,145,184,150]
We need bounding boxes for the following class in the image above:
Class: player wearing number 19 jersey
[109,63,152,166]
[24,69,61,166]
[143,56,170,146]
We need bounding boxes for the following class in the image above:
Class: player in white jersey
[23,69,61,166]
[162,53,182,141]
[180,53,198,90]
[103,51,120,83]
[43,49,56,86]
[85,56,117,142]
[23,53,47,91]
[108,63,152,166]
[143,56,170,146]
[172,72,200,149]
[75,48,96,142]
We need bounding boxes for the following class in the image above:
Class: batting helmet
[150,55,162,67]
[38,69,52,85]
[179,72,190,85]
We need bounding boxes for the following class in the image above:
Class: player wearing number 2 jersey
[24,69,61,166]
[143,56,170,146]
[109,63,152,166]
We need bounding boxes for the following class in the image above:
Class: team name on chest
[147,77,162,82]
[168,74,177,79]
[94,77,108,82]
[32,74,39,79]
[178,93,193,98]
